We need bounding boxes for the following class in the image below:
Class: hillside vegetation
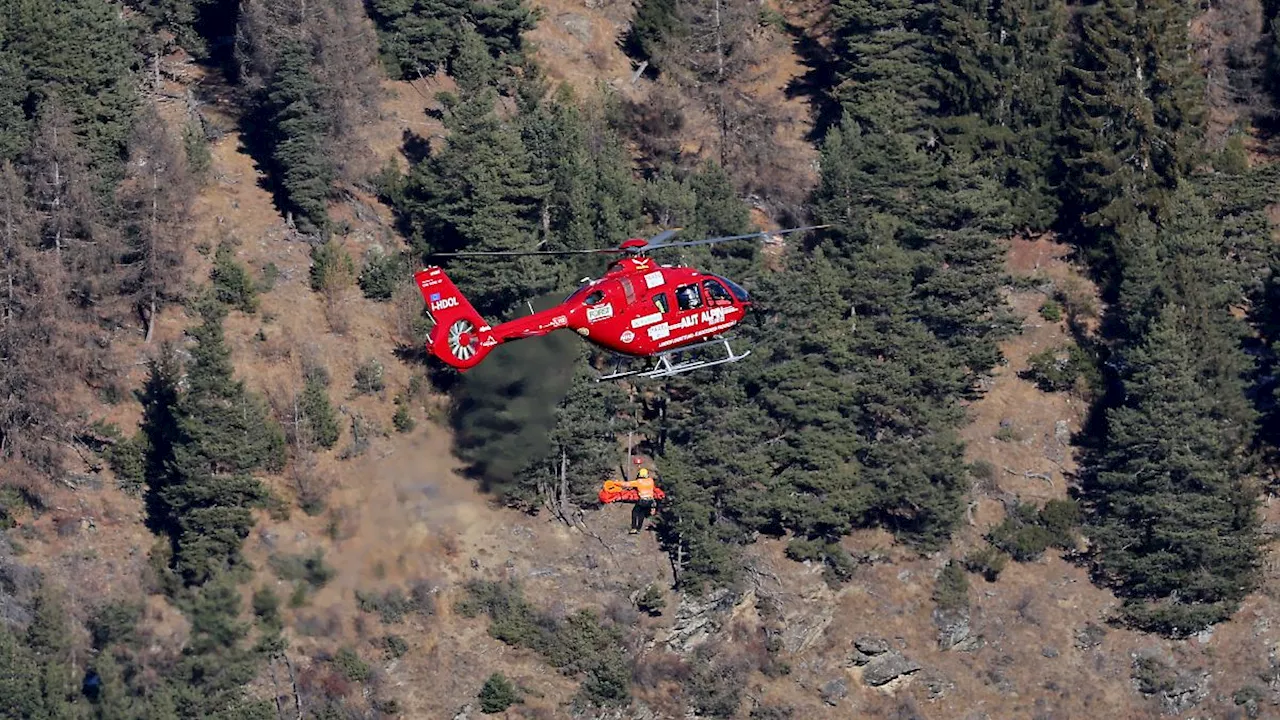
[1,0,1280,718]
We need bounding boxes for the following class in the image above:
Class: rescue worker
[621,467,656,534]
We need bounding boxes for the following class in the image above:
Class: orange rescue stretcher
[598,479,666,504]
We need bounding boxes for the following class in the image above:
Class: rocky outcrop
[1159,671,1209,716]
[933,606,982,651]
[664,587,739,653]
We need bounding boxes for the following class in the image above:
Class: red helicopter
[413,226,824,380]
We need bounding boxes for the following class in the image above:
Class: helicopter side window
[583,290,605,306]
[653,293,670,314]
[675,284,703,311]
[702,279,733,306]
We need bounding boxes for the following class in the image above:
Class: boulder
[861,652,921,686]
[850,635,891,666]
[820,678,848,706]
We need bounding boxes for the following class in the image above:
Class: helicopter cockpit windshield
[563,280,605,306]
[715,275,750,302]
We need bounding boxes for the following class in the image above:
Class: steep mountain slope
[5,1,1280,719]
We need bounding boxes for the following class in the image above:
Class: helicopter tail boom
[416,267,495,370]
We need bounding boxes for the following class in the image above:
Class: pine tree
[149,301,284,585]
[0,39,27,162]
[166,573,275,716]
[930,0,1068,229]
[88,650,134,719]
[24,97,120,311]
[1083,302,1260,636]
[829,0,936,134]
[399,28,549,318]
[624,0,681,70]
[1057,0,1203,262]
[366,0,536,80]
[264,36,333,235]
[1,0,138,182]
[26,584,76,719]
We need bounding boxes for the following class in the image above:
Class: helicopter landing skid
[597,337,750,382]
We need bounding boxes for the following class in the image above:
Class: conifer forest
[4,0,1280,717]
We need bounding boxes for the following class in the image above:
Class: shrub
[478,672,521,713]
[253,586,283,630]
[932,560,969,613]
[784,538,856,588]
[963,545,1009,581]
[88,601,143,649]
[211,240,259,313]
[459,581,631,708]
[1022,343,1101,396]
[987,499,1082,562]
[1039,299,1062,322]
[310,240,355,293]
[269,549,335,588]
[356,587,411,624]
[392,397,415,433]
[353,359,385,396]
[300,375,341,449]
[358,249,405,301]
[635,584,664,616]
[104,431,148,493]
[333,646,371,683]
[381,634,409,658]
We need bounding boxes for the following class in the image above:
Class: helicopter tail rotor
[415,267,495,371]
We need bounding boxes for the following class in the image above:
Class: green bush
[635,584,664,616]
[356,587,411,623]
[1022,343,1101,395]
[1039,299,1063,322]
[393,398,415,433]
[381,634,409,658]
[333,646,371,683]
[932,560,969,613]
[963,545,1009,581]
[300,375,341,449]
[353,359,385,396]
[987,499,1081,562]
[358,249,406,301]
[268,549,335,588]
[784,538,856,587]
[104,431,148,493]
[253,586,282,630]
[88,601,143,649]
[478,672,521,713]
[459,581,631,707]
[211,240,259,313]
[310,239,355,293]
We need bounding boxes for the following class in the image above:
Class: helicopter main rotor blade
[643,224,829,251]
[428,248,620,257]
[645,227,682,245]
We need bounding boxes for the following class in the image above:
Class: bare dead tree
[117,103,192,342]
